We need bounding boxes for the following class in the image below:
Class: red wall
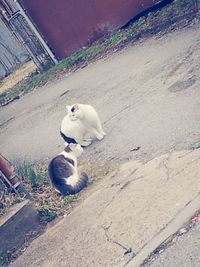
[18,0,161,59]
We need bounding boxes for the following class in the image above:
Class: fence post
[0,154,33,200]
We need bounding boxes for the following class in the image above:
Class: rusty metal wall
[18,0,161,59]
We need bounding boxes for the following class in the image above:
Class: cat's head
[66,104,83,121]
[64,142,83,157]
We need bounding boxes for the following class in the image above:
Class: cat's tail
[50,171,88,196]
[70,172,88,194]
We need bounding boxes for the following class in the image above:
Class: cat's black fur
[48,154,88,196]
[60,131,77,144]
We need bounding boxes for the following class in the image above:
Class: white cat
[60,103,106,146]
[48,143,88,195]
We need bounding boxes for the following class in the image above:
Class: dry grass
[0,159,116,222]
[0,159,117,266]
[0,61,36,94]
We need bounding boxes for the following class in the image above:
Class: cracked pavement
[1,22,200,266]
[11,149,200,267]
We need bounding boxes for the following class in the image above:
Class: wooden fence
[0,19,29,80]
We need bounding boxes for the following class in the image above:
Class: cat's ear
[69,143,76,150]
[71,104,79,113]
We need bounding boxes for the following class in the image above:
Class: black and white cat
[48,143,88,196]
[60,103,106,147]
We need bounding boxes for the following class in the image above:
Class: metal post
[0,154,33,201]
[13,0,58,64]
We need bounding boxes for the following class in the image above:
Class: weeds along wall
[18,0,162,59]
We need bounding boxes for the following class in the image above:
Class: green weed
[13,162,81,223]
[84,45,103,58]
[0,252,12,267]
[16,163,49,189]
[38,208,57,223]
[63,195,76,205]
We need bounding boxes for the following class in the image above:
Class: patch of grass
[1,161,77,226]
[0,252,12,267]
[38,208,57,223]
[84,44,103,58]
[63,195,76,205]
[0,159,116,267]
[0,161,79,223]
[14,162,79,224]
[16,163,49,189]
[37,195,76,223]
[109,32,123,45]
[1,159,115,223]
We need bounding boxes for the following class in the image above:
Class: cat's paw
[96,134,104,140]
[81,139,92,147]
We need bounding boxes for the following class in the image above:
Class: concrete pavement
[10,149,200,266]
[145,219,200,267]
[1,23,200,164]
[0,22,200,266]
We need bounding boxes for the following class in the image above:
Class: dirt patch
[0,61,36,94]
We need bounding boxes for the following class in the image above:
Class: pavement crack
[119,176,145,191]
[99,195,116,215]
[177,150,194,158]
[171,156,200,178]
[120,180,131,190]
[104,103,134,124]
[0,117,14,128]
[186,156,200,166]
[158,154,173,180]
[161,155,200,180]
[129,168,139,177]
[101,222,134,255]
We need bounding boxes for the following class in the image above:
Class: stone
[0,200,39,256]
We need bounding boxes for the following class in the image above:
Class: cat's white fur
[61,103,106,146]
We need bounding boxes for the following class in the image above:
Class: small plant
[38,209,57,223]
[16,163,49,189]
[0,252,12,267]
[63,195,76,205]
[7,162,81,224]
[109,32,123,45]
[84,45,103,58]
